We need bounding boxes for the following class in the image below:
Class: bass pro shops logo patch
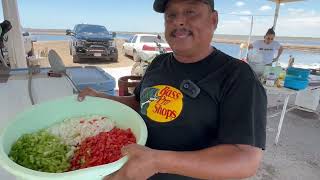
[140,85,183,123]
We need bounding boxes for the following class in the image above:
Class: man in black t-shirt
[78,0,267,179]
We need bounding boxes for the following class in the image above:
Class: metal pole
[273,1,281,30]
[245,16,254,58]
[2,0,27,68]
[275,94,291,145]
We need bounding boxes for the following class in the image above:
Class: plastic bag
[247,50,265,76]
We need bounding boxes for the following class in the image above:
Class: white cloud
[276,15,320,37]
[240,17,251,22]
[259,5,272,11]
[239,11,252,15]
[310,10,317,16]
[236,1,245,7]
[288,8,305,15]
[217,14,320,37]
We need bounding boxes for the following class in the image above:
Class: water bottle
[288,55,295,68]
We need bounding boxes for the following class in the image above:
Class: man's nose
[173,13,186,26]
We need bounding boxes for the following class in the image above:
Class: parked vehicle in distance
[66,24,118,63]
[122,34,172,62]
[131,35,169,76]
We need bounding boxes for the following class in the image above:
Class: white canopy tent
[1,0,27,68]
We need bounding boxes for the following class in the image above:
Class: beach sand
[32,39,134,68]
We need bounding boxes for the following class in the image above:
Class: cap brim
[153,0,169,13]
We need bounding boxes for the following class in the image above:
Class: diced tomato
[70,128,136,170]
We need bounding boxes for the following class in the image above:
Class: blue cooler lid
[67,66,116,92]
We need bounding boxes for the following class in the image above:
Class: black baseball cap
[153,0,215,13]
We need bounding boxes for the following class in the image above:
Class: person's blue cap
[153,0,215,13]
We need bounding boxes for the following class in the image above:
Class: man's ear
[211,10,219,31]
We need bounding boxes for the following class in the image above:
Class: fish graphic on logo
[140,87,159,115]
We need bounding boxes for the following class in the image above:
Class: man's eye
[166,13,176,19]
[186,10,196,15]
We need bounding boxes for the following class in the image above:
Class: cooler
[284,67,310,90]
[67,66,116,95]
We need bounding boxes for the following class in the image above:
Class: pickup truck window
[77,25,108,34]
[140,36,165,43]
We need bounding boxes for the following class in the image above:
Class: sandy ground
[247,97,320,180]
[32,39,135,69]
[30,40,320,180]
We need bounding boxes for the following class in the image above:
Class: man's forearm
[155,144,263,180]
[98,93,140,111]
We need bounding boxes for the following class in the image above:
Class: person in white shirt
[249,28,284,65]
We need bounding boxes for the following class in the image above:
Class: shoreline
[32,40,319,71]
[213,38,320,53]
[36,39,320,54]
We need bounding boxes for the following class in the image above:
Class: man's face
[164,0,218,56]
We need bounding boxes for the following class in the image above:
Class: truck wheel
[73,55,81,63]
[122,47,127,56]
[113,49,119,62]
[133,51,140,62]
[112,55,118,62]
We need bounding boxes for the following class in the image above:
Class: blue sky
[1,0,319,37]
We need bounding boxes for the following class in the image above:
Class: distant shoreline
[213,38,320,53]
[24,28,320,40]
[26,29,320,53]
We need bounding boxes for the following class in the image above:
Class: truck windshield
[77,25,108,34]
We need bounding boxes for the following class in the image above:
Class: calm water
[213,43,320,68]
[278,40,320,46]
[31,34,132,41]
[31,34,70,41]
[32,34,320,68]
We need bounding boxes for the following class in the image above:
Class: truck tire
[122,46,127,56]
[73,55,81,63]
[133,51,140,62]
[112,55,118,62]
[112,49,118,62]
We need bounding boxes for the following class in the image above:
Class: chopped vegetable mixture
[8,116,136,173]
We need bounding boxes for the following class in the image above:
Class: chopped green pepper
[9,130,71,173]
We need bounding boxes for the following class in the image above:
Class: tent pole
[2,0,27,68]
[273,0,281,30]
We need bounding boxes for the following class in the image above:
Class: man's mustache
[170,28,193,37]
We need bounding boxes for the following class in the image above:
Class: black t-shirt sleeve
[218,63,267,149]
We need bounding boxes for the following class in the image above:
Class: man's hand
[106,144,159,180]
[77,87,102,101]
